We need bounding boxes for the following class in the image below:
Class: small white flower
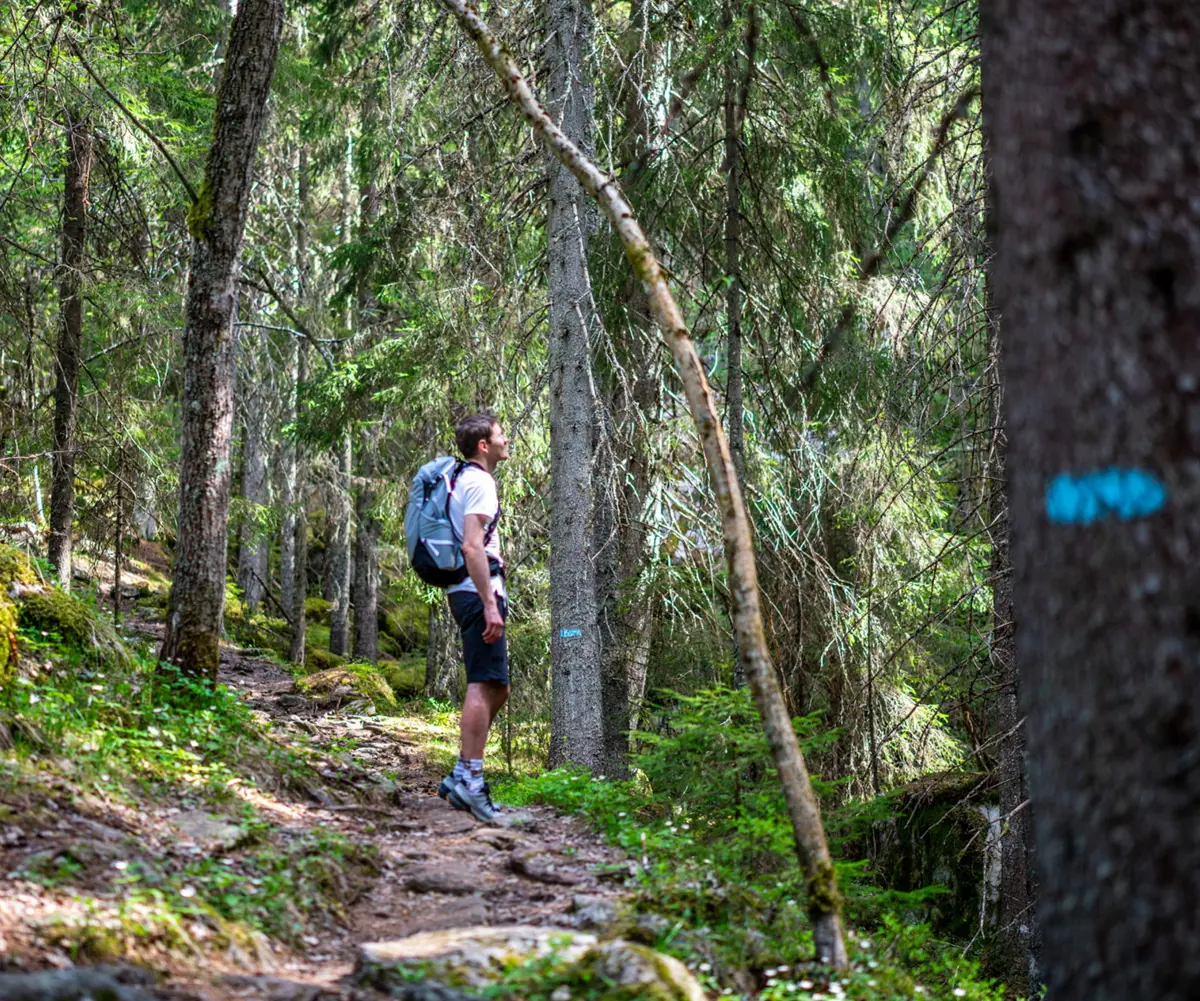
[867,980,876,988]
[618,812,627,817]
[914,987,926,994]
[597,775,606,781]
[681,823,690,830]
[179,885,196,898]
[859,940,872,950]
[767,978,779,987]
[953,990,967,998]
[778,966,789,973]
[113,860,128,870]
[799,981,814,990]
[766,968,778,977]
[698,963,711,972]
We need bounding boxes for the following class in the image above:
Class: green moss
[297,664,396,711]
[304,597,332,624]
[186,180,213,240]
[0,591,16,685]
[304,646,346,672]
[0,545,36,588]
[380,653,424,698]
[18,586,131,669]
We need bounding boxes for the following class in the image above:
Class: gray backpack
[404,457,501,588]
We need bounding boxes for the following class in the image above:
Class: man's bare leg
[461,680,510,760]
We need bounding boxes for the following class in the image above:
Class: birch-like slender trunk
[48,102,94,587]
[285,147,309,664]
[160,0,284,679]
[352,433,380,663]
[546,0,604,771]
[441,0,847,965]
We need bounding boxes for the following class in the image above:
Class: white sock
[465,758,484,793]
[452,756,469,781]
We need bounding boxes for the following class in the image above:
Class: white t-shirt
[447,463,505,600]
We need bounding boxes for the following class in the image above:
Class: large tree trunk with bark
[160,0,284,679]
[723,1,756,689]
[985,3,1200,998]
[352,434,380,663]
[236,370,269,615]
[289,340,310,666]
[441,0,848,965]
[327,432,353,656]
[426,602,461,702]
[48,104,94,587]
[546,0,604,771]
[597,0,660,774]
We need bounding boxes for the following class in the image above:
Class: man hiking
[436,413,510,822]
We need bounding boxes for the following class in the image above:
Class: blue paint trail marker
[559,628,582,639]
[1045,467,1167,524]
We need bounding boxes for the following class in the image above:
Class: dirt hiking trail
[0,623,630,1000]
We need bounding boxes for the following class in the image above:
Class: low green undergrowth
[498,687,1009,1001]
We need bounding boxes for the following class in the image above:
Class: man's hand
[482,599,505,644]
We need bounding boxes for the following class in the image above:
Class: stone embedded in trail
[170,809,246,853]
[509,848,585,885]
[219,973,325,1001]
[568,893,620,929]
[356,926,597,989]
[405,862,484,895]
[355,926,707,1000]
[472,828,526,851]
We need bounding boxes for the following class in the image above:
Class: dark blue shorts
[447,592,509,686]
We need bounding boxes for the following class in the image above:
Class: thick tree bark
[48,106,94,587]
[279,335,298,619]
[442,0,848,965]
[352,433,380,663]
[598,1,660,774]
[327,431,353,656]
[545,0,604,771]
[985,3,1200,998]
[159,0,284,679]
[426,602,461,702]
[723,1,756,689]
[289,339,310,666]
[236,372,269,615]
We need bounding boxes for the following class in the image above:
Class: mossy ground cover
[495,687,1012,1001]
[0,562,379,966]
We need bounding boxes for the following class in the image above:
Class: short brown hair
[455,412,497,459]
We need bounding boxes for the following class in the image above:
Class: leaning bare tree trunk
[986,3,1200,999]
[160,0,284,679]
[545,0,604,771]
[48,105,94,588]
[442,0,847,965]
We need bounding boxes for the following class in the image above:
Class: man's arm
[461,513,504,643]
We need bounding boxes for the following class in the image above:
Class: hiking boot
[452,779,502,823]
[438,775,467,811]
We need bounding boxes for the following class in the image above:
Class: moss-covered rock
[870,771,996,939]
[380,653,424,699]
[17,586,132,670]
[297,664,396,711]
[378,602,429,650]
[0,591,16,686]
[0,545,36,588]
[305,646,347,672]
[305,596,333,624]
[355,926,705,1000]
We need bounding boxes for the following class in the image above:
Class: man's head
[455,413,510,471]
